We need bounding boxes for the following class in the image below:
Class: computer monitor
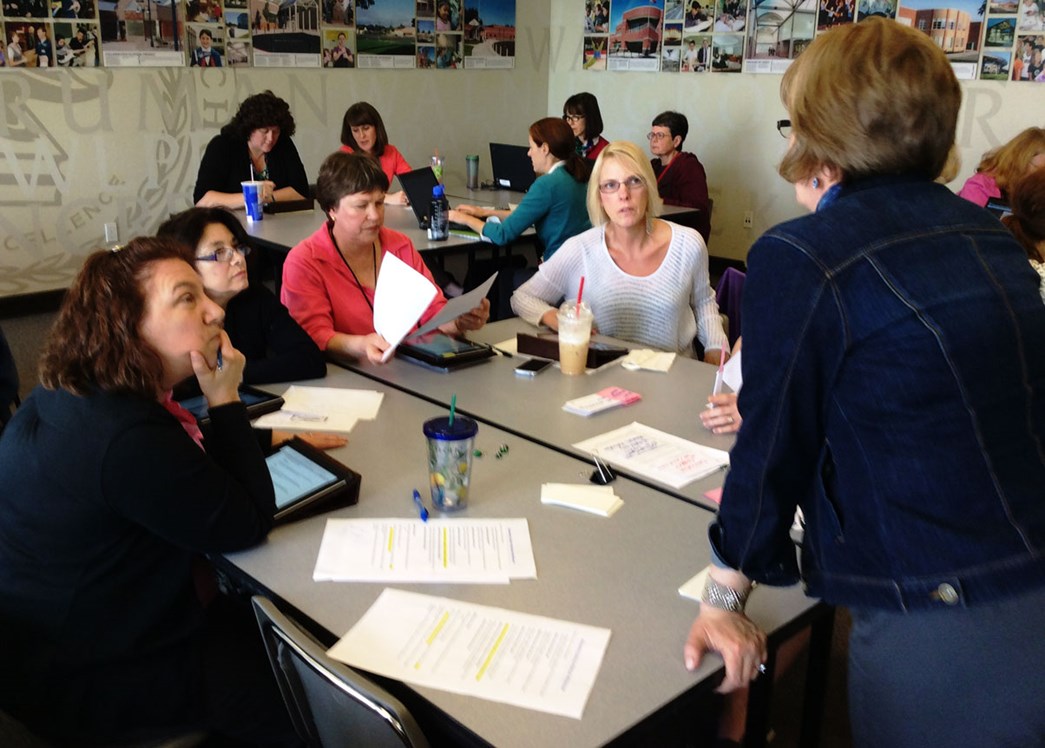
[489,143,536,192]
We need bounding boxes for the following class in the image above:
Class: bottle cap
[432,184,445,198]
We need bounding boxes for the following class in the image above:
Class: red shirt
[281,224,446,350]
[338,144,412,187]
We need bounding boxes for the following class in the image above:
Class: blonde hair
[586,141,663,227]
[974,127,1045,197]
[778,18,960,185]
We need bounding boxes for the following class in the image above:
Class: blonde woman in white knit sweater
[511,140,727,364]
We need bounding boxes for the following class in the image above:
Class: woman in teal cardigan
[450,118,592,261]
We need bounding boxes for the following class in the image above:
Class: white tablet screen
[266,446,338,509]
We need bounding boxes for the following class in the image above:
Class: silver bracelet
[701,577,749,613]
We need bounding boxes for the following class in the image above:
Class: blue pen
[412,489,429,522]
[216,347,223,371]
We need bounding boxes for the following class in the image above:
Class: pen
[413,489,429,522]
[216,347,223,371]
[285,411,328,422]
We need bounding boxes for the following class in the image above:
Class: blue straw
[449,394,456,427]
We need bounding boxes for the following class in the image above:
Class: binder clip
[589,455,617,486]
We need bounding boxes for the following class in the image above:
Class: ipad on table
[178,385,284,426]
[267,437,361,523]
[395,331,496,372]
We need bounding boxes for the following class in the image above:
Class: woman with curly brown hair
[0,238,296,745]
[1003,168,1045,301]
[194,89,309,208]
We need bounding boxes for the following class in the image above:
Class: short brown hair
[1002,168,1045,264]
[315,151,389,213]
[974,127,1045,198]
[778,18,960,185]
[586,141,663,227]
[39,238,196,399]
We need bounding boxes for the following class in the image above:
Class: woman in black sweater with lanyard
[194,90,309,208]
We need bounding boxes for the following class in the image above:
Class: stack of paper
[540,483,623,517]
[563,386,642,416]
[313,518,537,583]
[620,349,676,372]
[253,386,383,433]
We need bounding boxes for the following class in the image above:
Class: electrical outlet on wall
[104,222,119,244]
[743,211,753,229]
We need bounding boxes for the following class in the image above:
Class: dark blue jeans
[848,585,1045,748]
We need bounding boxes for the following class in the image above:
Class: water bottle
[428,184,449,241]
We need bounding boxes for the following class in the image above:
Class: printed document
[374,252,439,361]
[313,518,537,583]
[328,588,611,719]
[411,272,498,338]
[573,422,730,489]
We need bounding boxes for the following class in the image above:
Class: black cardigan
[193,129,309,204]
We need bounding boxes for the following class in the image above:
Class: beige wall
[547,3,1045,261]
[2,0,1043,296]
[0,0,550,298]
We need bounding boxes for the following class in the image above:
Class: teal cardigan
[481,164,591,261]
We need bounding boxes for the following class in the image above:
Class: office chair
[252,596,429,748]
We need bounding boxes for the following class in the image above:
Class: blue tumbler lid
[423,415,477,440]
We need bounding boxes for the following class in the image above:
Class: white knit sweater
[511,221,728,355]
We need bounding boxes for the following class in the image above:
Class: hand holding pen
[191,330,243,408]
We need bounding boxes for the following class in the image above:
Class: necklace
[328,223,377,313]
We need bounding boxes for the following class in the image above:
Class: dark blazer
[193,129,309,204]
[0,387,275,742]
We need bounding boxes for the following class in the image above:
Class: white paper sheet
[540,483,623,517]
[411,272,498,338]
[313,518,537,583]
[620,349,676,372]
[327,588,611,719]
[253,386,384,432]
[573,422,730,489]
[678,565,711,602]
[373,252,439,362]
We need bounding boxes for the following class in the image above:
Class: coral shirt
[281,223,446,350]
[339,144,411,187]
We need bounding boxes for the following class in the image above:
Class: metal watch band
[700,577,749,613]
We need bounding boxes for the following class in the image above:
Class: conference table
[221,367,828,747]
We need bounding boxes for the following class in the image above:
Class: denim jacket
[711,175,1045,611]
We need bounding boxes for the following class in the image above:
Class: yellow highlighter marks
[476,623,510,681]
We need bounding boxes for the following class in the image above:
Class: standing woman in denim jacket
[682,19,1045,748]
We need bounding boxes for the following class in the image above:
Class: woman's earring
[812,177,821,189]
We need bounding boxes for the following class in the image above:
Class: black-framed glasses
[598,176,645,194]
[563,113,585,123]
[196,245,252,263]
[776,119,792,139]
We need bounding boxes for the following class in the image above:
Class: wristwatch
[701,577,749,613]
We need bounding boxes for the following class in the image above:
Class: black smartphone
[514,358,553,377]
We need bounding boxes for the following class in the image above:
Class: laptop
[489,142,536,192]
[396,167,472,231]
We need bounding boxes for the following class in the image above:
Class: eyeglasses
[647,131,673,142]
[776,119,792,139]
[598,176,645,194]
[196,245,252,263]
[563,114,585,123]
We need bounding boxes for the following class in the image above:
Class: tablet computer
[264,197,315,214]
[396,332,496,372]
[266,437,361,523]
[178,385,285,426]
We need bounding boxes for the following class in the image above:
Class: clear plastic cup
[430,155,444,184]
[423,416,478,511]
[241,180,264,222]
[557,300,593,375]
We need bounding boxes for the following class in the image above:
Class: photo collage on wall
[583,0,1045,80]
[0,0,514,68]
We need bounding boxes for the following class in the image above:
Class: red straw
[577,276,585,307]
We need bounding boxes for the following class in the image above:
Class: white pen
[285,411,328,422]
[706,353,726,409]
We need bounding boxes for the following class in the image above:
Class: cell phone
[514,358,553,377]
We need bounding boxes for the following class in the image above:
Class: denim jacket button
[936,583,959,605]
